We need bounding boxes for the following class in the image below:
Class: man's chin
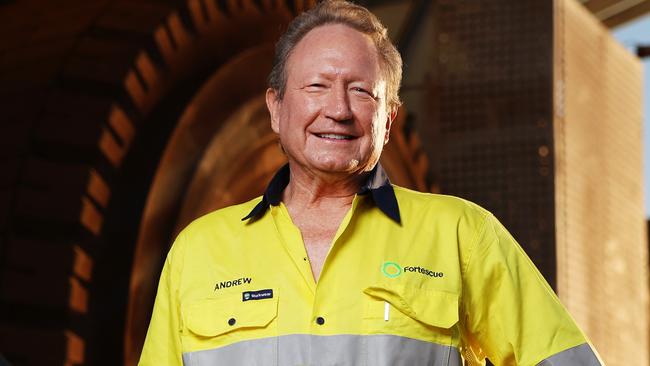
[306,158,377,176]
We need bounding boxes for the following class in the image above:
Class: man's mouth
[315,133,355,140]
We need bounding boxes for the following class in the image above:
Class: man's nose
[324,84,353,122]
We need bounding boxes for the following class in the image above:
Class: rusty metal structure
[0,0,647,365]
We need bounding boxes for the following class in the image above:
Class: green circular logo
[382,261,402,278]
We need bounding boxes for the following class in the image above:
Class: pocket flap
[182,290,278,337]
[364,285,458,328]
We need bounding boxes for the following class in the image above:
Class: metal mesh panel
[429,0,556,283]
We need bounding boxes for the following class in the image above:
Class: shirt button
[316,316,325,325]
[228,318,236,326]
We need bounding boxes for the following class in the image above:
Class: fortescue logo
[214,277,252,291]
[382,261,402,278]
[381,261,443,279]
[403,266,444,278]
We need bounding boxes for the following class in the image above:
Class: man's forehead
[285,24,383,80]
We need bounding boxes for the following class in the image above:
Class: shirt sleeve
[460,213,604,366]
[138,234,185,366]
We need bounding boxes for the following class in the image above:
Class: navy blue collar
[242,163,401,223]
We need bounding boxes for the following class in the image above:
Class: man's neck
[281,162,368,282]
[282,163,367,212]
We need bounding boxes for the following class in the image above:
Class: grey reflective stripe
[537,343,602,366]
[182,334,461,366]
[367,334,462,366]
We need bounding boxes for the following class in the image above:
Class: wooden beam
[603,0,650,27]
[584,0,624,13]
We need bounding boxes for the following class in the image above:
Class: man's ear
[266,88,281,134]
[383,107,398,145]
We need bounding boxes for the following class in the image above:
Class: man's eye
[352,87,374,98]
[306,83,325,89]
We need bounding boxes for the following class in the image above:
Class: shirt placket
[308,196,364,363]
[270,204,317,294]
[270,196,365,364]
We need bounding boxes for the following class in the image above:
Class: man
[139,1,604,365]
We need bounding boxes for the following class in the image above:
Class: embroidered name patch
[242,289,273,302]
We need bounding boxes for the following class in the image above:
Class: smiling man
[138,1,604,365]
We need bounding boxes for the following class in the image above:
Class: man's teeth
[317,134,353,140]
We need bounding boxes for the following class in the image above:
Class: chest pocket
[362,285,460,366]
[181,290,279,365]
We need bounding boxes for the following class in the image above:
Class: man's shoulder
[392,184,490,220]
[180,196,264,236]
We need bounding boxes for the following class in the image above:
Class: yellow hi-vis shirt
[139,164,603,366]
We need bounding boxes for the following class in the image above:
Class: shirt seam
[462,211,490,276]
[458,210,492,363]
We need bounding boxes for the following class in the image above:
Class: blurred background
[0,0,649,365]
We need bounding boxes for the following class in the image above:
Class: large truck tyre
[0,1,310,364]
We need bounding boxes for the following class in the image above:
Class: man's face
[266,23,394,176]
